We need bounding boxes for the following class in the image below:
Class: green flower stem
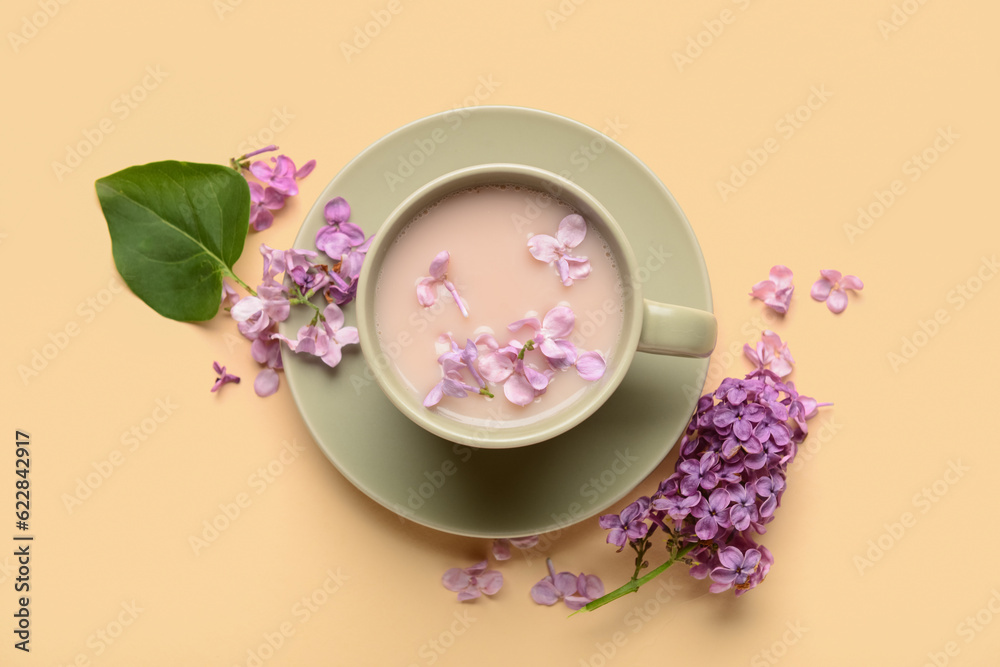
[224,269,256,296]
[289,295,324,319]
[576,543,696,614]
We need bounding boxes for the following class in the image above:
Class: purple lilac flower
[248,181,285,231]
[690,488,732,540]
[441,561,503,601]
[249,154,315,197]
[210,362,240,392]
[677,451,720,496]
[236,148,314,232]
[710,546,762,591]
[601,362,825,597]
[530,559,604,610]
[598,498,651,550]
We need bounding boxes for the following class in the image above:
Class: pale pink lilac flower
[210,362,240,392]
[441,561,503,601]
[530,559,604,610]
[811,270,863,313]
[491,536,540,561]
[528,214,592,286]
[230,285,291,340]
[274,303,359,368]
[509,306,578,369]
[416,251,468,317]
[750,265,794,314]
[743,330,794,378]
[478,342,552,407]
[507,307,607,380]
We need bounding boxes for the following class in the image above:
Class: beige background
[3,0,998,664]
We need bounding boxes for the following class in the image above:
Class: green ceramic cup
[356,163,716,450]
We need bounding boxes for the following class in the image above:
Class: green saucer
[281,106,712,538]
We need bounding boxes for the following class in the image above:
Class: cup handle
[637,299,717,358]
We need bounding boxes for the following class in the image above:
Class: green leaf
[95,161,250,322]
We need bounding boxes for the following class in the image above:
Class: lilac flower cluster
[233,146,316,232]
[227,244,358,397]
[599,367,822,596]
[215,188,370,397]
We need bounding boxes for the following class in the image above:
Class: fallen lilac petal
[254,368,279,397]
[442,561,502,601]
[530,579,561,605]
[295,159,316,180]
[428,251,450,280]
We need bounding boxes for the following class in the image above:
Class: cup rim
[356,163,643,449]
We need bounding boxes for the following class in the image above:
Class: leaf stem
[225,270,256,296]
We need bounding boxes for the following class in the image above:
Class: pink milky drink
[374,183,624,430]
